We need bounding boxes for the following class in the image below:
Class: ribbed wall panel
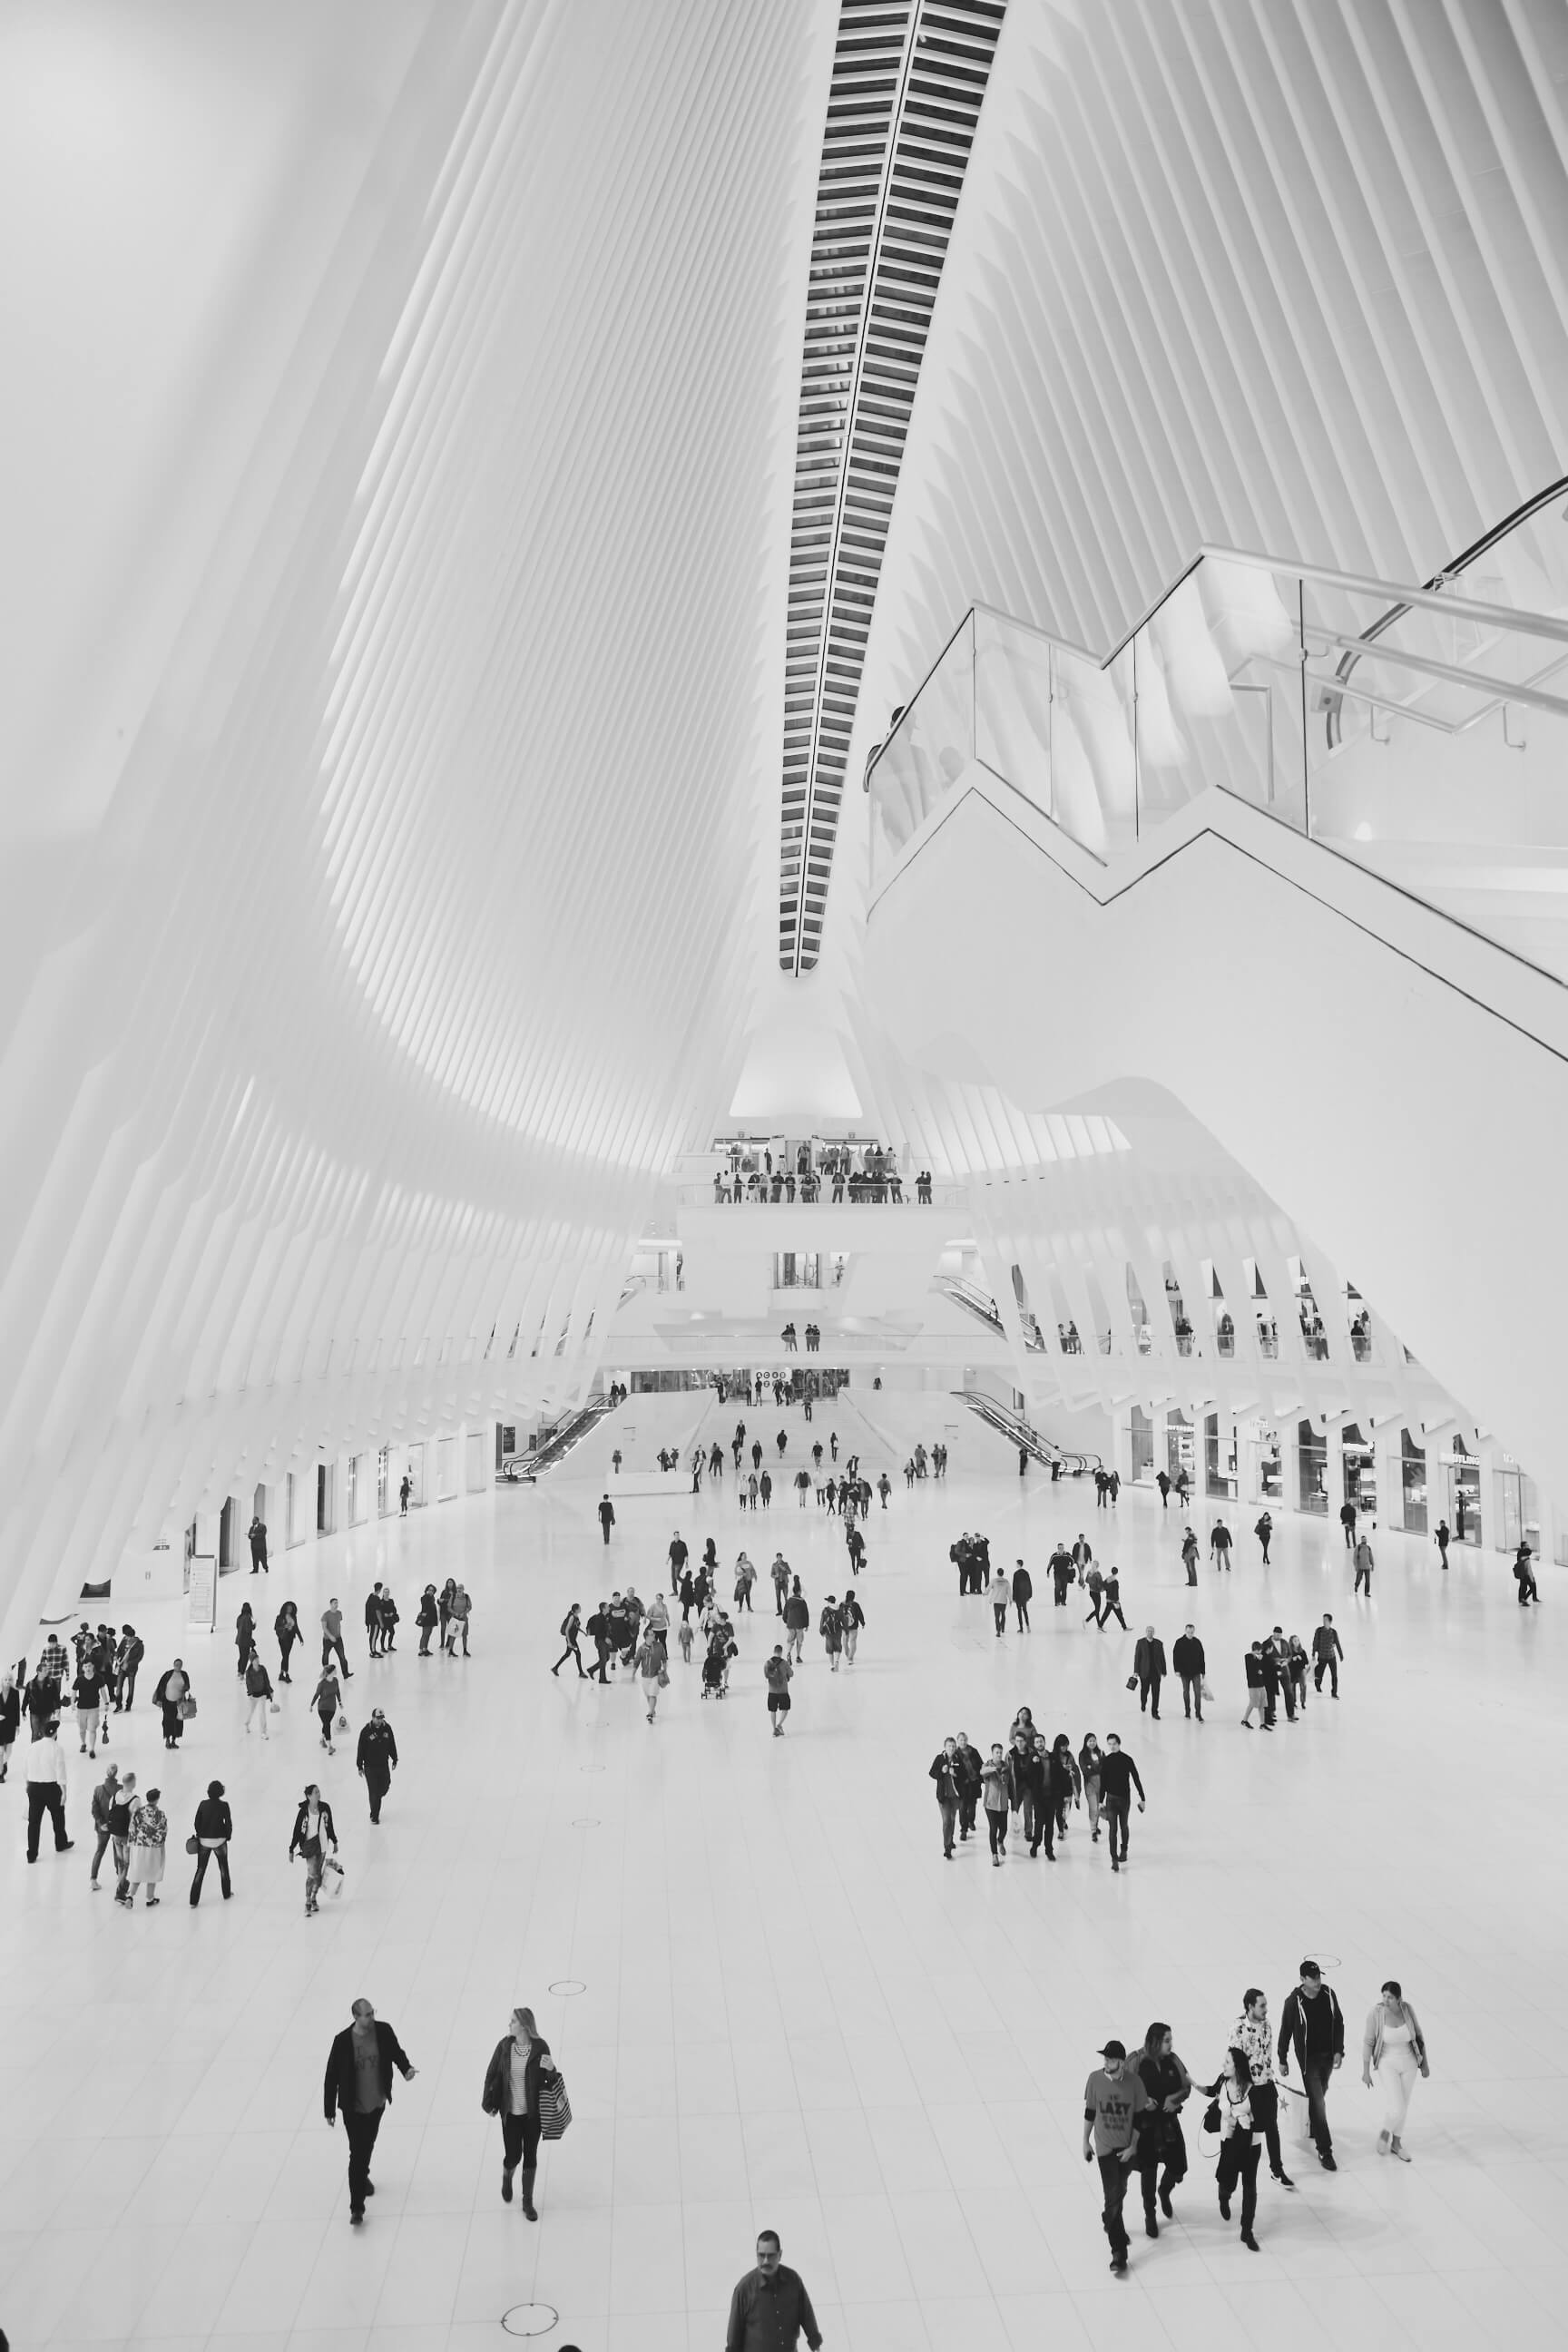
[0,0,822,1647]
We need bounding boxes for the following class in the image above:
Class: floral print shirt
[130,1801,167,1848]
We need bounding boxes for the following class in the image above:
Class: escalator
[956,1388,1102,1476]
[866,528,1568,1510]
[932,1272,1004,1337]
[501,1394,614,1482]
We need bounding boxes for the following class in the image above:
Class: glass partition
[868,531,1568,983]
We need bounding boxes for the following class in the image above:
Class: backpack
[560,1612,576,1638]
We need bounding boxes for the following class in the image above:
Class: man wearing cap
[1277,1961,1345,2170]
[1083,2039,1151,2274]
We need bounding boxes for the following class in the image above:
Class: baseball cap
[1298,1959,1322,1979]
[1098,2039,1127,2062]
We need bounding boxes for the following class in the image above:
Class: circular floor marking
[570,1818,599,1828]
[500,2304,558,2338]
[548,1979,586,1996]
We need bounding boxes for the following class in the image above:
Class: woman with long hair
[1135,2023,1191,2235]
[1078,1733,1103,1842]
[1210,2046,1262,2250]
[1361,1980,1429,2160]
[481,2006,562,2220]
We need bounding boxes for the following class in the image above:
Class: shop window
[1205,1412,1237,1500]
[1399,1429,1427,1534]
[1166,1411,1195,1485]
[1130,1405,1154,1482]
[1297,1419,1328,1514]
[1341,1424,1376,1516]
[1445,1437,1481,1544]
[1494,1460,1539,1556]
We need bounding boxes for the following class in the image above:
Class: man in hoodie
[1171,1623,1205,1720]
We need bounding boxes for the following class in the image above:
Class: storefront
[1166,1409,1195,1487]
[1240,1419,1282,1504]
[1204,1410,1238,1500]
[1399,1428,1427,1534]
[1297,1418,1328,1514]
[1443,1439,1482,1544]
[1129,1404,1155,1482]
[1493,1455,1540,1557]
[1340,1425,1377,1518]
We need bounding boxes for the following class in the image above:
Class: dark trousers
[1139,2128,1187,2220]
[1139,1674,1162,1717]
[593,1640,610,1683]
[116,1670,138,1709]
[993,1603,1006,1636]
[957,1793,977,1837]
[986,1808,1007,1856]
[364,1772,390,1823]
[1354,1564,1372,1594]
[323,1634,349,1677]
[1216,2132,1260,2230]
[1301,2058,1334,2154]
[501,2111,541,2170]
[1014,1600,1030,1630]
[1102,1602,1127,1631]
[26,1781,68,1857]
[91,1828,113,1880]
[1250,2079,1286,2177]
[345,2105,384,2213]
[553,1637,584,1676]
[1313,1656,1338,1696]
[1180,1671,1202,1720]
[1097,2151,1132,2259]
[1104,1796,1131,1861]
[278,1633,298,1681]
[190,1842,231,1903]
[938,1797,957,1855]
[601,1522,612,1544]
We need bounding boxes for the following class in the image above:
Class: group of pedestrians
[1242,1620,1343,1724]
[931,1720,1147,1870]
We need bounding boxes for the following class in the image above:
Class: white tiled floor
[5,1393,1566,2350]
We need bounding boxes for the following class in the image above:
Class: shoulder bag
[538,2069,573,2140]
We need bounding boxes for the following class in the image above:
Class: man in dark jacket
[929,1740,960,1857]
[1171,1624,1205,1720]
[1049,1543,1074,1605]
[1277,1961,1344,2169]
[356,1710,398,1823]
[597,1493,615,1545]
[584,1602,612,1682]
[1132,1626,1166,1718]
[668,1532,688,1594]
[114,1625,143,1710]
[1311,1614,1343,1696]
[249,1514,270,1573]
[1096,1735,1144,1872]
[1242,1643,1269,1729]
[953,1733,983,1841]
[323,1998,417,2222]
[1007,1730,1045,1854]
[1012,1561,1034,1631]
[1259,1635,1282,1727]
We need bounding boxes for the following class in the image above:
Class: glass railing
[867,517,1568,984]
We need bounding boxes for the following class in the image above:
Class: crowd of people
[710,1139,936,1203]
[1083,1962,1431,2272]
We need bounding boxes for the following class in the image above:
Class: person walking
[1210,1517,1233,1571]
[24,1721,74,1862]
[114,1625,145,1710]
[243,1648,275,1737]
[125,1783,168,1905]
[930,1738,960,1857]
[1133,1625,1166,1718]
[1339,1497,1357,1549]
[1156,1468,1171,1508]
[1232,1987,1294,2189]
[735,1555,757,1612]
[1255,1510,1273,1564]
[321,1600,352,1679]
[1077,1732,1103,1841]
[312,1664,343,1754]
[1007,1728,1045,1856]
[399,1472,412,1515]
[73,1651,108,1756]
[1038,1735,1078,1858]
[598,1493,615,1545]
[234,1600,256,1678]
[189,1780,233,1905]
[1097,1733,1144,1872]
[1012,1560,1033,1631]
[0,1670,17,1784]
[357,1710,397,1821]
[324,1998,418,2224]
[953,1733,982,1842]
[152,1659,192,1749]
[248,1513,270,1574]
[1513,1541,1541,1604]
[364,1585,386,1658]
[1210,2046,1263,2249]
[1353,1532,1375,1596]
[838,1588,864,1664]
[764,1645,793,1736]
[1361,1979,1429,2161]
[482,2005,562,2219]
[1277,1959,1345,2171]
[980,1742,1010,1865]
[725,2230,823,2352]
[274,1602,300,1682]
[635,1624,667,1723]
[87,1759,121,1886]
[783,1580,809,1663]
[1082,2038,1150,2275]
[990,1563,1011,1639]
[1180,1525,1199,1586]
[770,1553,790,1615]
[290,1783,339,1916]
[819,1596,843,1672]
[1435,1516,1450,1571]
[1099,1569,1128,1632]
[1135,2024,1192,2235]
[552,1603,586,1678]
[1171,1623,1205,1720]
[668,1531,688,1594]
[1312,1614,1343,1697]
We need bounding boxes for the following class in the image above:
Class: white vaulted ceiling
[0,0,832,1643]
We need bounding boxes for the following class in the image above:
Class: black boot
[520,2166,537,2220]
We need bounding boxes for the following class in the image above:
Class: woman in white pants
[1361,1980,1429,2160]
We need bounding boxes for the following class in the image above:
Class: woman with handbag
[1209,2046,1263,2249]
[481,2005,563,2219]
[289,1784,338,1916]
[1135,2024,1192,2234]
[189,1779,232,1906]
[1361,1980,1429,2160]
[311,1665,342,1754]
[152,1660,192,1749]
[634,1625,668,1723]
